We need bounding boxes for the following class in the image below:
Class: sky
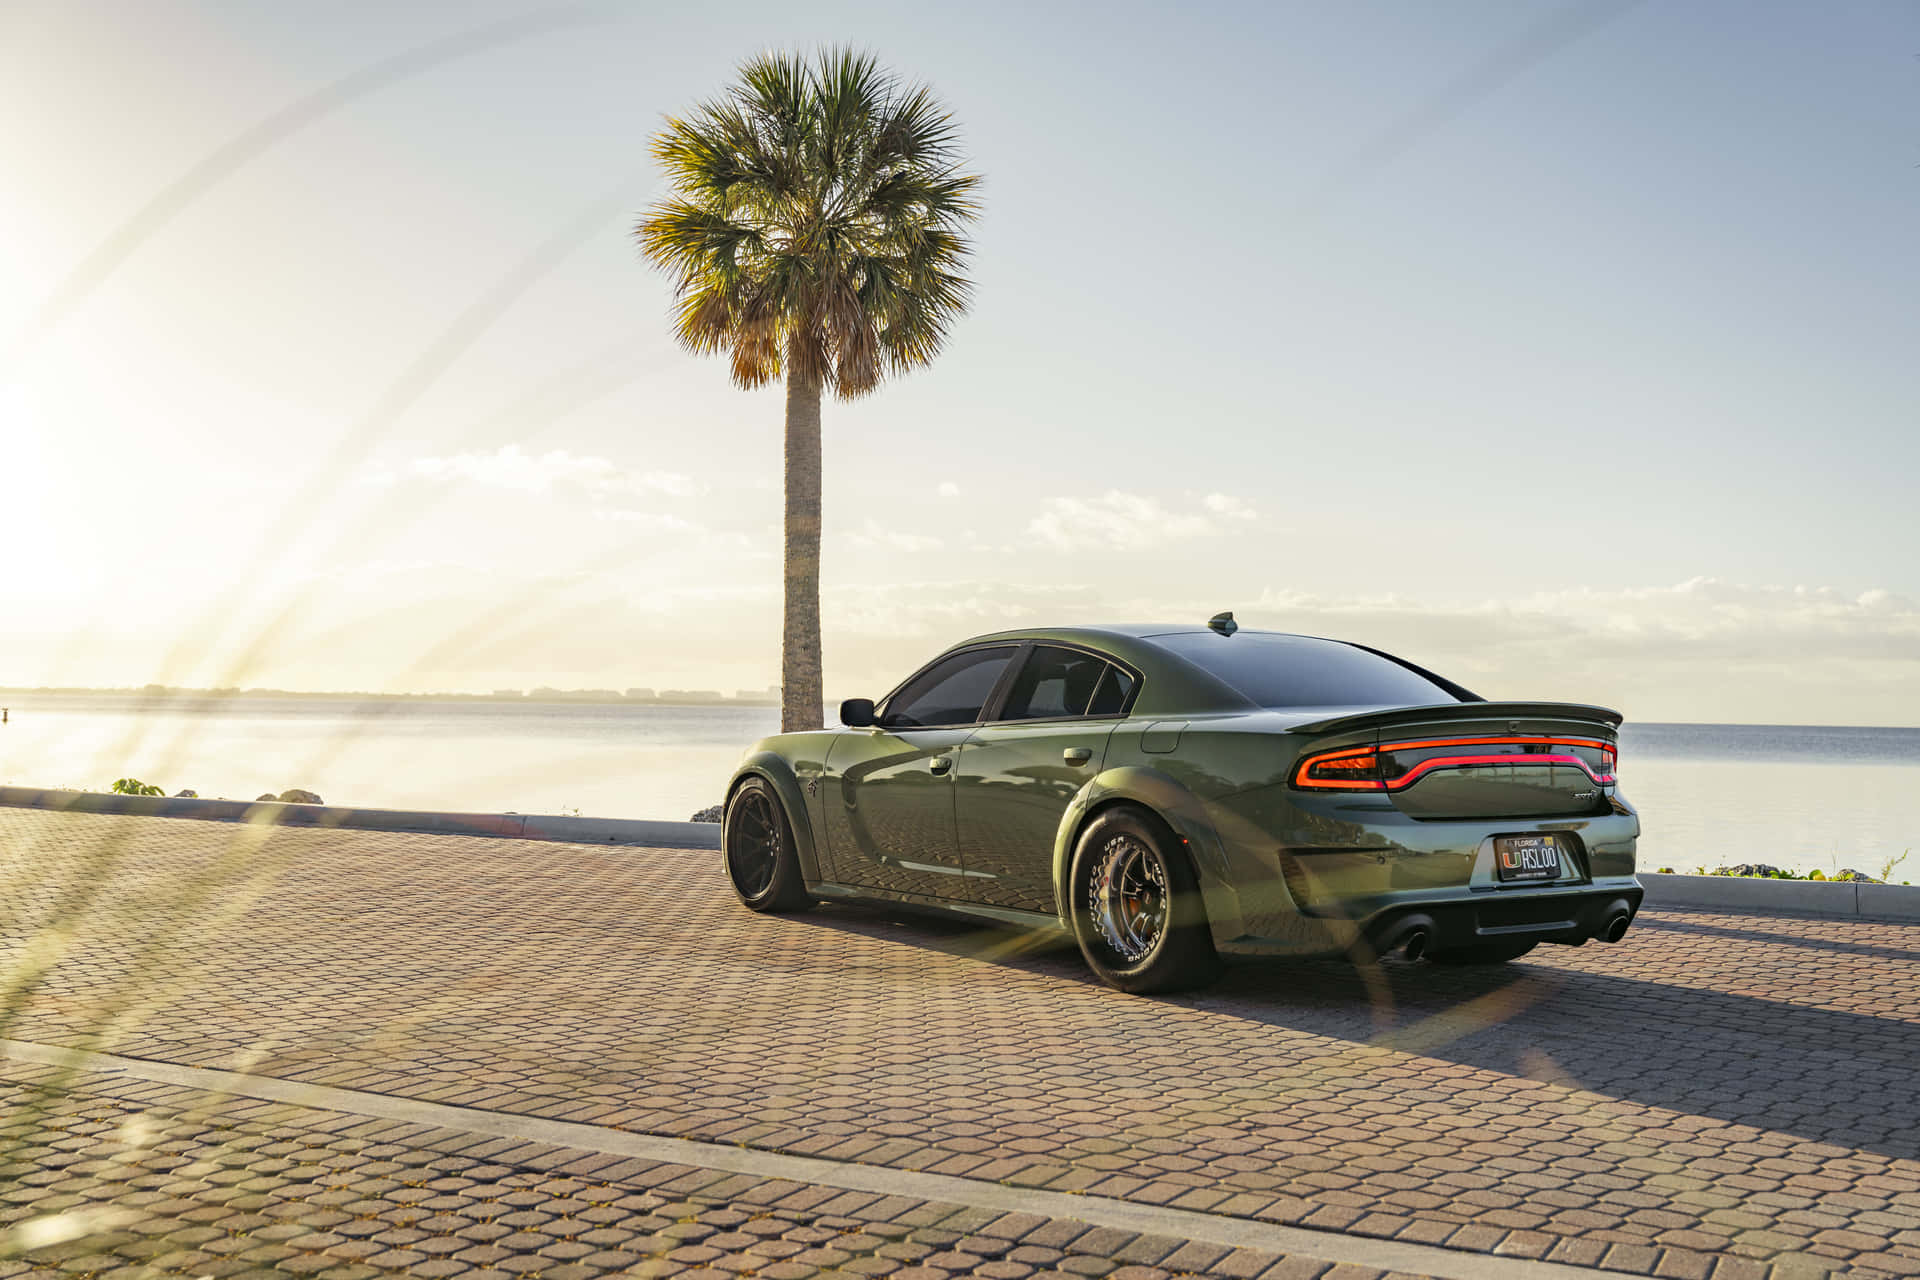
[1,0,1916,723]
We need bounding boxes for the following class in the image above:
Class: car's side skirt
[810,881,1068,937]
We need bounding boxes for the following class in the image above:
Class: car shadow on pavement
[792,899,1920,1165]
[1202,951,1920,1162]
[799,898,1092,970]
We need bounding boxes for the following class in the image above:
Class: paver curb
[7,806,1905,1279]
[1640,870,1920,921]
[2,1037,1617,1280]
[0,784,722,849]
[10,785,1916,921]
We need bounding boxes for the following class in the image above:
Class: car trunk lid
[1290,701,1620,820]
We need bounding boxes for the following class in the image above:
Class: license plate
[1494,834,1561,882]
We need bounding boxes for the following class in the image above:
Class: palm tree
[636,49,980,732]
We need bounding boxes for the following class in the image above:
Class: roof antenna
[1207,611,1238,636]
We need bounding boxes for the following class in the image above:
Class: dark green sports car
[722,615,1642,992]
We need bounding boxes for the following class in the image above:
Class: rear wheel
[1427,940,1536,965]
[723,777,812,913]
[1068,806,1219,994]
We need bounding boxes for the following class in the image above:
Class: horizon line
[0,685,1914,732]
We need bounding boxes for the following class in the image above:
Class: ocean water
[0,695,777,825]
[1617,723,1920,879]
[1,697,1914,878]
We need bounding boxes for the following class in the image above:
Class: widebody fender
[1051,765,1247,942]
[729,753,826,884]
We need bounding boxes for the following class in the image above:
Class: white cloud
[1231,577,1920,664]
[384,445,705,500]
[827,581,1092,643]
[36,568,1912,724]
[936,482,960,498]
[1202,493,1257,520]
[1028,490,1258,551]
[812,576,1920,722]
[593,511,699,533]
[1223,578,1920,717]
[297,557,468,583]
[847,519,943,553]
[636,470,704,498]
[594,511,763,554]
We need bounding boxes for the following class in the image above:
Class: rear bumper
[1194,787,1642,954]
[1211,878,1644,957]
[1356,882,1644,957]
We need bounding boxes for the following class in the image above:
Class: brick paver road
[3,809,1918,1279]
[0,1055,1439,1280]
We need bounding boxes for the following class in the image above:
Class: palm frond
[636,45,980,399]
[672,284,737,356]
[635,201,764,277]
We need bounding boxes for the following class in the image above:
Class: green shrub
[109,778,165,796]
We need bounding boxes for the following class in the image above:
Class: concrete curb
[0,786,722,850]
[1640,872,1920,922]
[3,1037,1613,1280]
[6,787,1913,921]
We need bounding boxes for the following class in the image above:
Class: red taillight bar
[1291,746,1384,790]
[1293,735,1617,792]
[1372,734,1613,754]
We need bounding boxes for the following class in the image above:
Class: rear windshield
[1156,632,1459,709]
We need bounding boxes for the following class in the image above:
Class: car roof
[963,623,1232,640]
[934,624,1478,716]
[958,623,1306,644]
[943,625,1300,716]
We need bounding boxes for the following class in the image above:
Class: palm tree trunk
[781,366,824,732]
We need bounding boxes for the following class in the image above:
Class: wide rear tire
[723,777,812,914]
[1068,806,1220,994]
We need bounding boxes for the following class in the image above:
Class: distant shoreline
[0,686,780,709]
[1,690,1912,732]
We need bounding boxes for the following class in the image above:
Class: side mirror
[839,698,877,727]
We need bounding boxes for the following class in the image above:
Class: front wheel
[1428,940,1536,965]
[1068,806,1219,994]
[723,777,812,913]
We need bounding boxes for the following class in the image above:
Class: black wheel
[723,777,812,913]
[1068,806,1220,994]
[1427,940,1537,966]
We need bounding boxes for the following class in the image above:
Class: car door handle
[1062,747,1092,766]
[929,756,952,775]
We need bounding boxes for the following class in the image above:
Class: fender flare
[727,754,825,884]
[1050,766,1247,942]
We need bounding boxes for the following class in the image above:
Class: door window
[881,647,1017,727]
[1086,665,1136,716]
[1001,646,1119,721]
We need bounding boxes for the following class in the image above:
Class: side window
[1086,665,1136,716]
[1001,646,1114,721]
[882,647,1017,728]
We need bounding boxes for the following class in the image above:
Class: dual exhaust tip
[1380,914,1435,962]
[1599,902,1633,943]
[1379,899,1635,960]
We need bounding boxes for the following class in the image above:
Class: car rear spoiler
[1289,700,1625,736]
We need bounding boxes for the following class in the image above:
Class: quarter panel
[1051,763,1250,943]
[730,737,838,884]
[1072,715,1344,945]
